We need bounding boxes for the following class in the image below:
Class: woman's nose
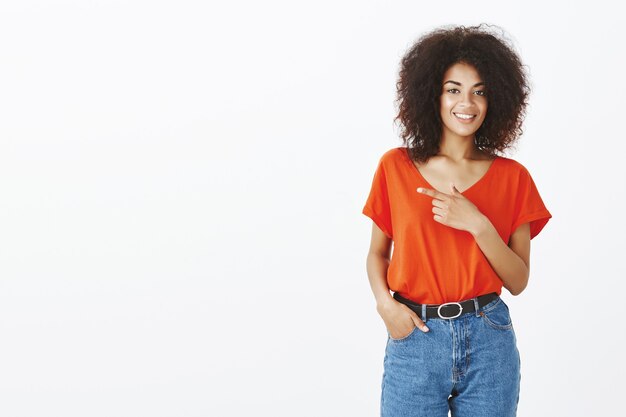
[459,91,475,104]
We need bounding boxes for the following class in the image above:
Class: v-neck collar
[402,147,500,195]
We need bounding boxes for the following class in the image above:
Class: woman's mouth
[453,112,477,123]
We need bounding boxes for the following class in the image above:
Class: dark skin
[367,62,531,339]
[367,214,530,339]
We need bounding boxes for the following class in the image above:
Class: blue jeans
[381,295,521,417]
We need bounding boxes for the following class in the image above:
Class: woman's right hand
[377,298,429,338]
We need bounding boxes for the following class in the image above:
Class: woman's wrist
[470,213,493,239]
[375,291,395,310]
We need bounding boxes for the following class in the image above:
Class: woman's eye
[447,88,459,93]
[474,90,486,96]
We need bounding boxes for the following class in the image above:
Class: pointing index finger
[416,187,446,200]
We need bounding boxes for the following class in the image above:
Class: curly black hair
[394,23,531,163]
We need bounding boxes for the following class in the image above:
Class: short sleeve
[362,157,393,239]
[511,167,552,240]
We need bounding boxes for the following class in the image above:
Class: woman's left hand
[416,182,487,236]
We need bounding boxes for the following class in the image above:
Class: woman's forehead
[443,62,483,84]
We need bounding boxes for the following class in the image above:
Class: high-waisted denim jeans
[381,295,521,417]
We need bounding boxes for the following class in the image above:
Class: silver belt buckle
[437,301,463,319]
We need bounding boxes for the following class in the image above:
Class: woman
[362,24,552,417]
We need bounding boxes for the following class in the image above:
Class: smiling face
[439,61,488,140]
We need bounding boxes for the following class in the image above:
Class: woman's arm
[472,218,531,296]
[365,222,431,333]
[365,223,394,306]
[415,184,533,296]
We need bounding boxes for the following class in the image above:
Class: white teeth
[454,113,475,119]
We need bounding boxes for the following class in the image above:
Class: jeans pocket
[388,324,418,342]
[480,298,513,330]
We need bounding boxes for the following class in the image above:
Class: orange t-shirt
[362,146,552,304]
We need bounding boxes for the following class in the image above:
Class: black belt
[393,291,499,319]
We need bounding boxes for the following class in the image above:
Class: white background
[0,1,624,416]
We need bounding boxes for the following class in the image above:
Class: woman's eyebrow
[443,80,485,87]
